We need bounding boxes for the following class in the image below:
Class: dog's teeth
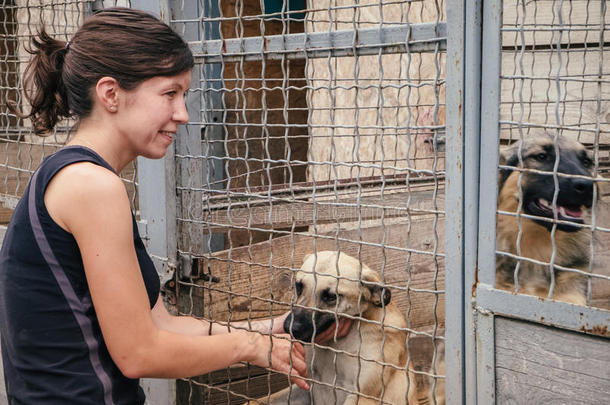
[539,198,551,208]
[559,206,583,219]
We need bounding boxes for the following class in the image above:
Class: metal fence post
[199,0,225,255]
[176,0,225,265]
[131,3,177,405]
[476,1,504,403]
[131,0,175,289]
[445,0,489,403]
[463,1,484,403]
[444,0,467,403]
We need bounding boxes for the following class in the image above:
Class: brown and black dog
[496,134,596,305]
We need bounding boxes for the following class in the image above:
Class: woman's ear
[95,76,120,113]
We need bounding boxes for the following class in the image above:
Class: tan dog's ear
[498,142,521,191]
[361,267,391,307]
[301,253,314,267]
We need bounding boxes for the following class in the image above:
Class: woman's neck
[67,119,134,173]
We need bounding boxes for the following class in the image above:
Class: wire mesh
[5,0,607,404]
[498,0,609,309]
[171,0,446,404]
[0,0,138,221]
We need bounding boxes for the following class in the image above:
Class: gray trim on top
[0,224,7,405]
[27,170,116,405]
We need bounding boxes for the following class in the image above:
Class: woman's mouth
[159,131,175,141]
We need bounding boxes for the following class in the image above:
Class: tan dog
[497,134,595,304]
[251,251,444,405]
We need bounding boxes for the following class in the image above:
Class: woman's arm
[153,296,353,344]
[151,298,289,336]
[44,163,308,389]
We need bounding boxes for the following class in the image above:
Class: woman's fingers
[276,338,310,390]
[292,339,306,358]
[289,371,310,391]
[271,312,289,334]
[273,335,306,372]
[284,342,309,390]
[288,342,307,374]
[251,333,309,390]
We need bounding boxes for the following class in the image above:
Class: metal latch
[178,253,219,283]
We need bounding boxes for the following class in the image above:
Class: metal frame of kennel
[135,0,610,404]
[135,0,449,403]
[446,1,610,404]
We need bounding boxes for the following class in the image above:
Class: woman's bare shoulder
[52,161,124,193]
[45,161,130,233]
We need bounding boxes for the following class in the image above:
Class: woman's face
[117,70,191,160]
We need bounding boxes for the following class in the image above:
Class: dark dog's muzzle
[569,177,594,206]
[525,175,594,232]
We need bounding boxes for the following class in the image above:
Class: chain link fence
[488,1,610,401]
[1,1,608,404]
[168,0,446,403]
[497,0,610,309]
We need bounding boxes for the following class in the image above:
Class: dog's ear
[498,143,520,191]
[301,253,314,267]
[369,284,391,307]
[361,268,391,307]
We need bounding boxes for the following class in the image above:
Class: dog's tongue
[560,206,582,218]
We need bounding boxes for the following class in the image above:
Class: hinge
[178,253,219,283]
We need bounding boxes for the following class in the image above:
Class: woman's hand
[270,312,290,334]
[241,332,309,391]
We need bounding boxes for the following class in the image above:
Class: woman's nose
[173,100,189,123]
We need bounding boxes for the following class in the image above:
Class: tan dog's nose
[284,308,337,343]
[283,310,311,341]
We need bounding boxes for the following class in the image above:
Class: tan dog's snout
[283,307,337,342]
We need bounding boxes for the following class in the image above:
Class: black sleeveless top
[0,146,160,404]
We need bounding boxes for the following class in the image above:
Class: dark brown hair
[18,7,194,134]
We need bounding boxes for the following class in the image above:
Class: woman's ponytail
[17,28,72,135]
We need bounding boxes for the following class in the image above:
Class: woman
[0,8,351,404]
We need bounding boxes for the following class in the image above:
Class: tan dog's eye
[295,281,304,296]
[321,289,337,304]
